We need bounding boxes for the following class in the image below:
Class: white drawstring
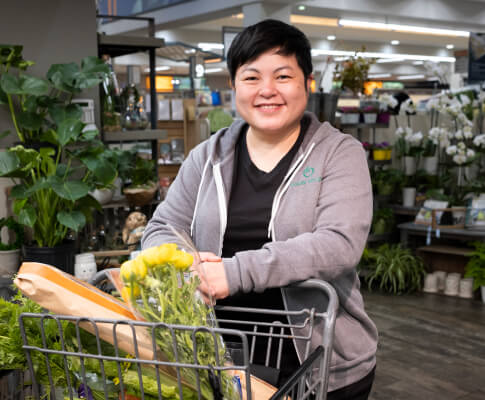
[213,163,228,256]
[190,158,211,237]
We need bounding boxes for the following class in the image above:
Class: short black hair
[227,19,313,84]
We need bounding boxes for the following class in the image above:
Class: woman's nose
[258,79,277,97]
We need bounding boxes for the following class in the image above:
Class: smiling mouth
[256,104,284,110]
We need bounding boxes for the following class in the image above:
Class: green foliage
[333,51,375,95]
[464,241,485,290]
[373,168,404,196]
[372,207,395,235]
[0,217,24,250]
[365,244,426,294]
[0,46,115,247]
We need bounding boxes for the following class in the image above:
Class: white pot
[422,156,438,175]
[402,187,416,207]
[404,156,416,176]
[444,273,461,296]
[0,249,21,277]
[341,113,360,124]
[363,113,377,124]
[459,278,474,298]
[423,273,438,293]
[433,270,447,292]
[89,188,113,205]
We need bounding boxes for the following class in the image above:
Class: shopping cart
[19,278,337,400]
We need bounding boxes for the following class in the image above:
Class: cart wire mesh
[19,279,337,400]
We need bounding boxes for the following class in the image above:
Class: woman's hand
[194,252,229,303]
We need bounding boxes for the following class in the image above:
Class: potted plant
[371,207,394,235]
[0,217,24,278]
[123,150,158,207]
[338,106,360,124]
[365,243,426,294]
[0,45,116,273]
[464,241,485,303]
[361,105,378,124]
[333,52,375,97]
[372,142,392,161]
[373,168,403,196]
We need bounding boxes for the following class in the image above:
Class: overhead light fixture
[397,74,425,80]
[427,77,440,81]
[205,67,223,74]
[144,65,170,72]
[333,56,349,61]
[368,73,392,79]
[413,60,424,65]
[446,44,455,49]
[311,49,455,63]
[327,35,336,41]
[376,58,405,63]
[290,15,338,26]
[298,5,306,11]
[391,40,400,45]
[338,19,469,37]
[184,49,196,54]
[198,42,224,50]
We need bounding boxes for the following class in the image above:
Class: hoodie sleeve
[223,135,373,295]
[141,149,203,249]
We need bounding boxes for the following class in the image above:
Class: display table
[398,222,485,246]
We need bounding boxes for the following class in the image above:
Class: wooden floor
[362,289,485,400]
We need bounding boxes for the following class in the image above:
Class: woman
[142,19,377,399]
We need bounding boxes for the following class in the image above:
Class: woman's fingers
[198,251,222,263]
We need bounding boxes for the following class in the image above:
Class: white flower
[473,134,485,147]
[395,127,404,137]
[409,131,423,145]
[454,130,463,140]
[457,112,473,127]
[453,154,467,164]
[446,145,457,155]
[463,126,474,139]
[457,141,466,150]
[466,148,475,158]
[426,97,441,111]
[459,94,471,105]
[378,93,398,110]
[400,98,416,114]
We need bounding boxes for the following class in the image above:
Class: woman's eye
[277,75,291,80]
[243,76,258,81]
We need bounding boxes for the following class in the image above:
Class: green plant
[373,168,403,196]
[125,151,157,188]
[0,217,24,250]
[0,45,116,247]
[333,52,375,96]
[371,208,395,234]
[366,244,426,294]
[464,241,485,290]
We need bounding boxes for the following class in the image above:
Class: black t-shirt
[217,119,308,385]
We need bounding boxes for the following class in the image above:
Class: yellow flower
[171,250,194,271]
[140,243,177,268]
[121,284,140,301]
[120,257,147,282]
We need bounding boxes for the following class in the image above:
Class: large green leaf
[47,62,79,92]
[18,205,37,227]
[21,75,49,96]
[80,154,117,186]
[17,111,43,131]
[57,118,83,146]
[0,151,20,176]
[0,85,7,104]
[79,129,99,141]
[81,56,109,74]
[57,210,86,232]
[10,145,41,172]
[0,73,21,94]
[48,103,82,127]
[50,178,90,201]
[39,129,58,145]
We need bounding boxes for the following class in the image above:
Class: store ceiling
[102,0,485,82]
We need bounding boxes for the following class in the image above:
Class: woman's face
[233,49,312,137]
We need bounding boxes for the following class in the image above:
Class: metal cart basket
[19,279,337,400]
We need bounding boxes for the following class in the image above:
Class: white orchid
[453,154,468,164]
[459,94,471,106]
[400,98,416,115]
[395,126,413,138]
[378,93,398,110]
[473,134,485,148]
[446,145,457,155]
[463,126,474,139]
[467,148,475,158]
[407,131,423,145]
[454,130,464,140]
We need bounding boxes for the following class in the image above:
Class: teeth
[259,105,280,109]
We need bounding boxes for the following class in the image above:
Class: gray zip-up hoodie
[142,111,378,391]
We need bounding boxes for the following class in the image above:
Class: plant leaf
[48,103,82,127]
[18,205,36,227]
[81,155,117,186]
[0,151,20,176]
[21,75,49,96]
[57,210,86,232]
[17,111,43,131]
[50,178,90,201]
[57,118,83,146]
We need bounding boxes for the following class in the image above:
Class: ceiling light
[338,19,469,37]
[327,35,336,41]
[446,44,455,49]
[205,67,223,74]
[427,77,440,81]
[144,66,170,72]
[184,49,196,54]
[198,42,224,50]
[368,73,392,79]
[290,15,338,26]
[391,40,400,45]
[311,49,455,63]
[413,60,424,65]
[376,58,405,63]
[397,74,425,80]
[333,56,349,62]
[298,5,306,11]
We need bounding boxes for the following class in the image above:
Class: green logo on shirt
[303,167,314,178]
